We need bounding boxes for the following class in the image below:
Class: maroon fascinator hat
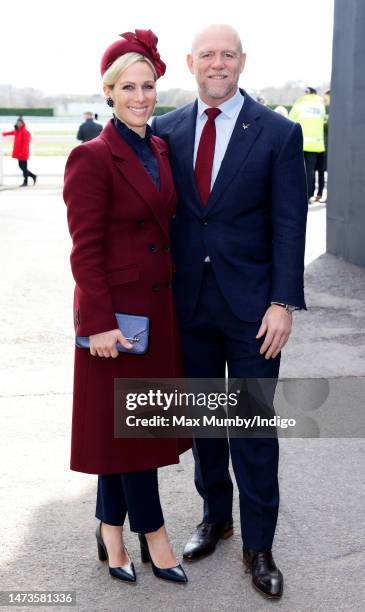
[100,29,166,78]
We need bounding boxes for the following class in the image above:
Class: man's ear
[186,53,195,75]
[240,53,247,74]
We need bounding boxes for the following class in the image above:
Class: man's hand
[89,329,133,358]
[256,304,293,359]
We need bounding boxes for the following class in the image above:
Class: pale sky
[1,0,334,95]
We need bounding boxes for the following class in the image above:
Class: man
[76,111,103,143]
[152,24,307,599]
[289,87,326,203]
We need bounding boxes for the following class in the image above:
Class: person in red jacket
[2,117,37,186]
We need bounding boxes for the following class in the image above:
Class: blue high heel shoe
[139,533,188,583]
[96,521,136,583]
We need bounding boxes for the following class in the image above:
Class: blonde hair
[103,52,157,88]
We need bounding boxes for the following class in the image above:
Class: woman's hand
[89,329,133,358]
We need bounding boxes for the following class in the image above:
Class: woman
[2,117,37,186]
[63,30,190,584]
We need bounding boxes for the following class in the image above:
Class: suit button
[138,219,145,227]
[149,244,157,252]
[171,214,176,220]
[163,245,170,253]
[165,281,172,289]
[202,219,208,226]
[152,283,160,292]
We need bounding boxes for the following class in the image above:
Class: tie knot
[205,107,221,121]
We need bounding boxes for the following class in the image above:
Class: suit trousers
[179,263,280,551]
[95,469,164,533]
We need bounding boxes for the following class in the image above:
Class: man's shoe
[183,520,233,560]
[243,548,283,599]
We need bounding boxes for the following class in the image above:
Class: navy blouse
[113,115,160,189]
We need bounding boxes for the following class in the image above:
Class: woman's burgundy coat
[63,119,190,474]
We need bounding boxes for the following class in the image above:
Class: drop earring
[106,97,114,107]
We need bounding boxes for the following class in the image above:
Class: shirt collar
[197,88,244,119]
[113,114,153,145]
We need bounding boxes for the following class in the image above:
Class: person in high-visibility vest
[289,87,326,203]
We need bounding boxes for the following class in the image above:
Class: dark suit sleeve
[63,145,118,336]
[270,122,308,309]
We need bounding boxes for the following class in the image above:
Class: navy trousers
[179,264,280,551]
[95,469,164,533]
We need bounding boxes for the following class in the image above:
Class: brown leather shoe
[183,520,233,560]
[243,548,283,599]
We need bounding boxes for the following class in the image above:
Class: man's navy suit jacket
[152,90,308,324]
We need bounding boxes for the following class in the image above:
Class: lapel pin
[242,123,250,130]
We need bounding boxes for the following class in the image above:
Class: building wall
[327,0,365,266]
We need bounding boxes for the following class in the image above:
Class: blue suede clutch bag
[75,313,150,355]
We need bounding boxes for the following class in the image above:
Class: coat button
[152,283,160,292]
[138,219,145,227]
[163,245,170,253]
[165,281,172,289]
[149,244,157,252]
[171,214,176,220]
[202,219,208,226]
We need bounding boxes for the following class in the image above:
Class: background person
[2,117,37,186]
[63,29,189,585]
[76,111,103,142]
[319,88,331,203]
[274,104,289,118]
[289,86,326,203]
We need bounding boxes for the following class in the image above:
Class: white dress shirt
[193,88,244,191]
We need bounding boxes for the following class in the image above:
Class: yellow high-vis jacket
[289,93,326,152]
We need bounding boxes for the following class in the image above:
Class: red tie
[195,107,221,205]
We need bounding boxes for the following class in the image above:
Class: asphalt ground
[1,179,364,612]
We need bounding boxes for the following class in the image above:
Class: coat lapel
[100,120,170,238]
[149,137,176,235]
[204,92,263,214]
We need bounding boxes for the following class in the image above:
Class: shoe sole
[183,527,234,561]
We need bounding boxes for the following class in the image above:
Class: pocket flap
[106,266,140,286]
